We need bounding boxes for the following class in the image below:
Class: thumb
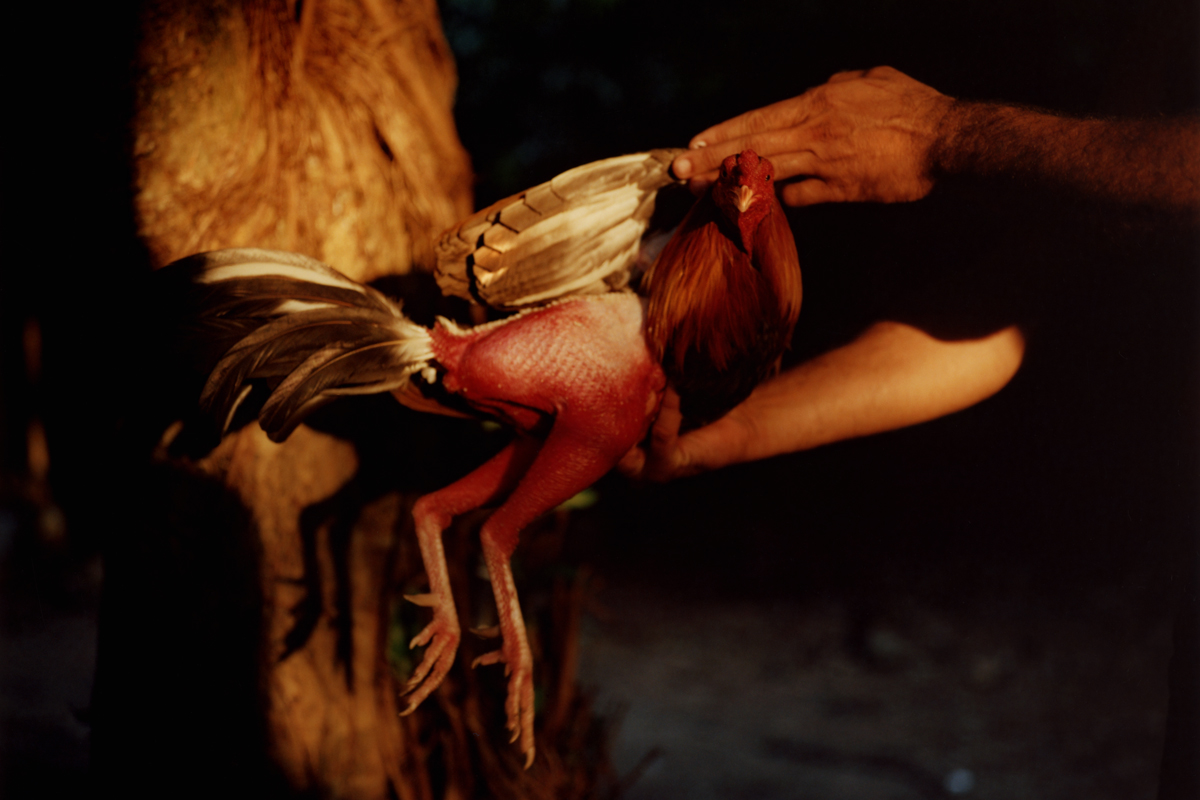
[648,387,683,453]
[616,445,646,479]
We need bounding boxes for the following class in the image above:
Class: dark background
[1,0,1197,796]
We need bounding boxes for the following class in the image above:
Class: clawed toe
[512,668,536,767]
[400,614,460,714]
[471,649,506,670]
[473,643,536,767]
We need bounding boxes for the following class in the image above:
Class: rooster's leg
[401,436,541,713]
[471,423,624,768]
[473,534,535,765]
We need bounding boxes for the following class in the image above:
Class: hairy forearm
[933,102,1200,211]
[683,321,1026,469]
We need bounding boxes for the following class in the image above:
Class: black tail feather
[159,248,434,442]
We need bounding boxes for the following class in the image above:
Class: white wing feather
[434,148,684,309]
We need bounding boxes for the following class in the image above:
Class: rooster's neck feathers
[644,197,796,368]
[642,150,801,421]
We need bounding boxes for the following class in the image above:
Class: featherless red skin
[644,150,802,423]
[425,294,666,554]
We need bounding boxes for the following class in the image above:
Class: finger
[673,144,734,181]
[780,178,839,207]
[685,147,824,195]
[616,445,646,479]
[759,150,823,183]
[675,127,816,180]
[863,64,902,79]
[827,68,868,83]
[648,387,683,454]
[687,92,817,152]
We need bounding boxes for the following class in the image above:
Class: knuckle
[744,109,770,132]
[808,122,837,143]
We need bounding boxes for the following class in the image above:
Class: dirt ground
[580,576,1172,800]
[0,511,1177,799]
[0,536,99,797]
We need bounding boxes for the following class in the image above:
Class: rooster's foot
[399,593,461,713]
[473,637,535,768]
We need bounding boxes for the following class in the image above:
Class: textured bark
[106,2,612,797]
[132,0,471,282]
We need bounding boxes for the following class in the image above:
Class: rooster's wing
[435,148,684,310]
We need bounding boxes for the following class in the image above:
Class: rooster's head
[711,150,776,253]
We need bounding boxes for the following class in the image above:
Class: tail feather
[258,336,431,440]
[200,307,408,398]
[164,248,435,441]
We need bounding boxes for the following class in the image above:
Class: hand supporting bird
[619,323,1028,484]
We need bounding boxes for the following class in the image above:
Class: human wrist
[929,100,1083,181]
[682,409,757,473]
[929,99,994,178]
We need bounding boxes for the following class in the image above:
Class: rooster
[163,147,800,767]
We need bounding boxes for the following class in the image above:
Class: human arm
[671,66,1200,213]
[618,320,1026,481]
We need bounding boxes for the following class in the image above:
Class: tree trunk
[93,2,610,797]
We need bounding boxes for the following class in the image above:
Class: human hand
[617,388,754,482]
[671,66,953,206]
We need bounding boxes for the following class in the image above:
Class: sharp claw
[521,692,536,768]
[470,624,501,638]
[409,622,436,649]
[471,650,504,669]
[397,610,461,717]
[404,593,437,608]
[405,636,448,689]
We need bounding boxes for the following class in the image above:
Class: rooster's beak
[734,185,755,213]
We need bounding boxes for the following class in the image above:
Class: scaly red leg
[469,421,629,768]
[400,437,541,714]
[473,535,535,765]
